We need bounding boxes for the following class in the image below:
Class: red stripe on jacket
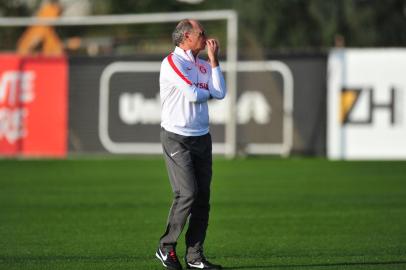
[167,53,192,86]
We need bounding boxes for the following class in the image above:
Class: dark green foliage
[104,0,406,52]
[1,0,405,54]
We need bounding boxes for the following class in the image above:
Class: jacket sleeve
[164,54,210,103]
[208,66,227,100]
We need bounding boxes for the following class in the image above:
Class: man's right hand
[206,39,219,67]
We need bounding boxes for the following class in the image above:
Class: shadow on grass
[0,255,143,263]
[224,260,406,269]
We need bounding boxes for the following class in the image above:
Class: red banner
[0,54,67,157]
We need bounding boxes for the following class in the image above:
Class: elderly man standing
[155,19,226,270]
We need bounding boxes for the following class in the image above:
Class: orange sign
[17,2,64,56]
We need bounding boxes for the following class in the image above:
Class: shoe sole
[186,262,222,270]
[186,267,220,270]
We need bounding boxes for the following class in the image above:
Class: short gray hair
[172,19,193,46]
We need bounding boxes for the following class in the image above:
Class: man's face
[187,21,207,53]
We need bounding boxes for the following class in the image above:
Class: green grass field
[0,157,405,270]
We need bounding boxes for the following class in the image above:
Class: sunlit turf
[1,157,405,269]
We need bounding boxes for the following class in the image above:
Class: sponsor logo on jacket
[194,82,208,90]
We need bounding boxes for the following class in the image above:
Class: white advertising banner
[328,49,406,160]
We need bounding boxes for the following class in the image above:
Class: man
[155,19,226,270]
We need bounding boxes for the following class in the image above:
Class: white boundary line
[99,61,293,156]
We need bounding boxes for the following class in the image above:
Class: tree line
[1,0,405,55]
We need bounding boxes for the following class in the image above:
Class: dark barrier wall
[68,55,326,156]
[69,57,108,153]
[278,55,327,155]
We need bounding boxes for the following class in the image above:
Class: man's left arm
[208,67,226,100]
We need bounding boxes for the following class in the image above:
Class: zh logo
[340,87,397,125]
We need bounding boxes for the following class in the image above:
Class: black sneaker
[155,246,183,270]
[185,257,222,269]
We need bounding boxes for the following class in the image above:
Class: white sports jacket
[160,46,227,136]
